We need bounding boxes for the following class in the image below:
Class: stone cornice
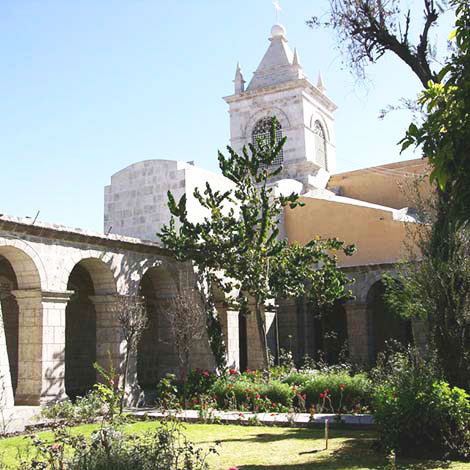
[0,215,167,256]
[224,78,337,113]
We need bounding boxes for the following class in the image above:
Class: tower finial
[293,48,301,67]
[234,62,245,94]
[317,71,326,93]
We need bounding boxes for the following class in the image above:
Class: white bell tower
[224,24,337,191]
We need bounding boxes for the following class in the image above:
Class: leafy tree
[159,121,355,369]
[310,0,470,387]
[401,0,470,226]
[383,176,470,390]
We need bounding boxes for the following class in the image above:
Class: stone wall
[0,215,214,405]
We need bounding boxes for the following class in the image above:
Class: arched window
[251,117,284,166]
[313,120,327,170]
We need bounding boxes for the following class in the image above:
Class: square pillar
[12,289,70,405]
[217,301,240,369]
[89,295,123,382]
[12,289,43,405]
[344,303,371,365]
[245,301,268,370]
[40,291,71,403]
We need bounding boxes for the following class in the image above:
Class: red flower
[325,389,330,393]
[203,370,209,377]
[192,398,198,404]
[340,384,345,390]
[256,393,260,399]
[229,368,237,375]
[272,402,277,407]
[320,393,325,399]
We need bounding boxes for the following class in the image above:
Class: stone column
[344,302,371,365]
[89,295,123,381]
[216,302,240,369]
[0,290,14,408]
[12,289,43,405]
[245,301,267,370]
[40,291,71,403]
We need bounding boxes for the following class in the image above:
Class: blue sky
[0,1,453,232]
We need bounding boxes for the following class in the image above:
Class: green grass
[1,421,469,469]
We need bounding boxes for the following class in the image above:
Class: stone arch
[309,114,331,142]
[60,252,116,295]
[64,257,117,399]
[137,265,179,391]
[0,240,45,290]
[366,279,413,361]
[243,107,291,139]
[0,243,44,405]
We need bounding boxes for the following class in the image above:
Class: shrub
[299,371,371,413]
[19,422,215,470]
[41,391,105,425]
[371,347,470,459]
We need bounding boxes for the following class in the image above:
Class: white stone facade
[104,160,235,242]
[224,24,337,192]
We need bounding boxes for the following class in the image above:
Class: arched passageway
[366,280,413,361]
[313,302,348,364]
[65,264,97,399]
[137,267,177,390]
[65,258,117,399]
[0,256,19,395]
[0,244,43,405]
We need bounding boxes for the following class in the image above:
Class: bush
[372,347,470,459]
[19,422,215,470]
[299,371,371,413]
[41,391,105,424]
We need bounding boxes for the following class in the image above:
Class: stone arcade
[0,24,427,409]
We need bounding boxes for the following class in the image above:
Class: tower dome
[271,24,286,39]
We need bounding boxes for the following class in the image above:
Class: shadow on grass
[196,428,374,445]
[237,437,453,470]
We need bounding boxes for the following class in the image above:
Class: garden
[1,344,470,470]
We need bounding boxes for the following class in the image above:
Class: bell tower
[224,24,337,191]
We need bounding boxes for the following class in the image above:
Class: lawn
[0,421,468,470]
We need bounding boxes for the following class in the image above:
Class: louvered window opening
[251,118,284,167]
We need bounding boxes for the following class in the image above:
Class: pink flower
[229,467,239,470]
[51,443,61,452]
[256,393,260,399]
[203,370,209,377]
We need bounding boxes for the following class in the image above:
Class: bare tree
[115,295,148,412]
[159,288,205,382]
[307,0,446,86]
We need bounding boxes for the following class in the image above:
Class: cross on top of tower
[273,0,281,22]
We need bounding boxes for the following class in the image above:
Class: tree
[383,176,470,389]
[159,120,355,369]
[115,295,148,412]
[310,0,470,387]
[307,0,444,86]
[401,0,470,226]
[160,288,205,381]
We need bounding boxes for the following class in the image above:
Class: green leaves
[400,0,470,226]
[159,118,355,364]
